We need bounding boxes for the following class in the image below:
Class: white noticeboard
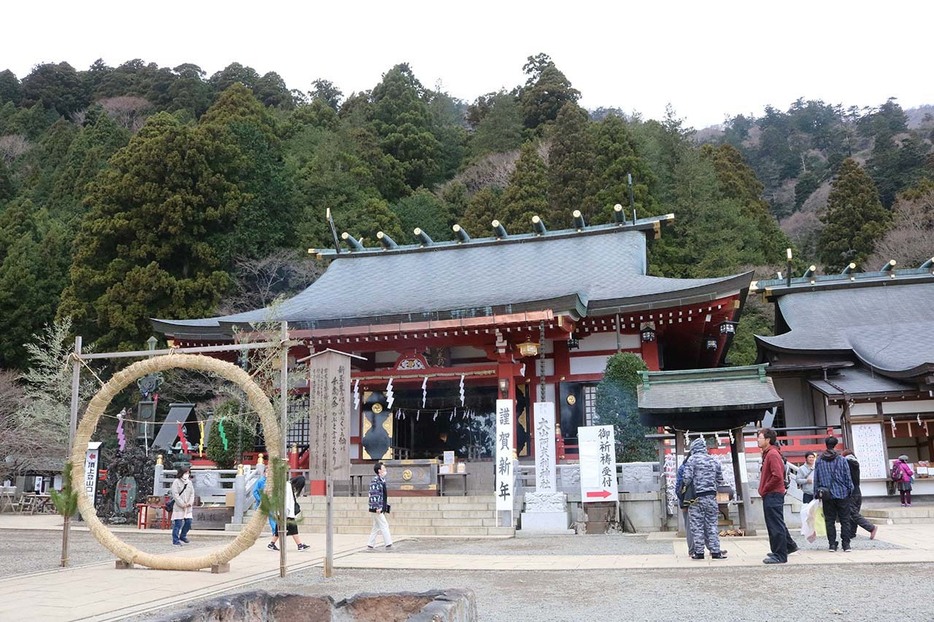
[579,425,617,503]
[494,399,514,511]
[84,441,102,504]
[849,423,888,480]
[533,402,557,493]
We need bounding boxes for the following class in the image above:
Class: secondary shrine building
[153,213,751,464]
[752,261,934,496]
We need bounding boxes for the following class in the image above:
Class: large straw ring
[69,353,282,571]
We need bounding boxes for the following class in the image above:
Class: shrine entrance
[365,384,498,461]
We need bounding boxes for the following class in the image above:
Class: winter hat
[898,454,909,462]
[690,438,707,454]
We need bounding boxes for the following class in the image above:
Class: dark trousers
[763,492,788,562]
[822,497,852,548]
[802,492,814,504]
[846,492,875,538]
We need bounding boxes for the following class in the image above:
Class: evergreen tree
[866,101,929,208]
[590,114,658,223]
[498,142,549,232]
[0,69,21,106]
[20,62,89,117]
[818,158,891,272]
[702,143,791,264]
[595,353,654,462]
[459,187,504,236]
[519,54,580,130]
[57,112,243,351]
[200,84,296,257]
[0,203,72,368]
[468,92,524,159]
[547,102,595,225]
[390,188,453,244]
[47,108,130,222]
[369,63,442,194]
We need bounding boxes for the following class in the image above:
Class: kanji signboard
[579,425,617,503]
[495,399,514,511]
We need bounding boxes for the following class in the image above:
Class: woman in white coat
[170,466,196,546]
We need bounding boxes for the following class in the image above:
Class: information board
[849,423,887,480]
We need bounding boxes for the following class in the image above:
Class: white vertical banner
[84,441,102,504]
[533,402,557,493]
[579,425,617,503]
[495,399,514,511]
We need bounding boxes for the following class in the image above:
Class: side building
[753,261,934,497]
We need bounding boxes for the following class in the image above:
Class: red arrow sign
[586,489,613,499]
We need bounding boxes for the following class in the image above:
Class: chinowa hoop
[68,353,282,571]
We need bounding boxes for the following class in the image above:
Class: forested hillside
[0,55,931,370]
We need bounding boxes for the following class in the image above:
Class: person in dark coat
[812,436,854,551]
[367,462,393,549]
[842,450,878,540]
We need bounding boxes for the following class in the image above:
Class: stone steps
[228,495,512,536]
[862,505,934,524]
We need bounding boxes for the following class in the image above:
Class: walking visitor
[367,461,394,550]
[268,475,310,551]
[842,450,878,540]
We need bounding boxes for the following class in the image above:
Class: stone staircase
[863,504,934,525]
[232,496,514,537]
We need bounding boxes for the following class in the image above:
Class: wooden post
[675,430,686,538]
[279,322,289,578]
[62,336,82,568]
[730,426,755,535]
[324,475,333,577]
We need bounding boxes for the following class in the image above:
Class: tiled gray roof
[808,367,915,398]
[756,280,934,376]
[154,224,750,337]
[637,365,781,431]
[638,366,782,412]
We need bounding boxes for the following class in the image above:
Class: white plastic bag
[800,498,819,543]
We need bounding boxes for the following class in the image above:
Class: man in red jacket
[758,427,792,563]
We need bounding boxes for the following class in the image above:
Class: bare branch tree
[0,134,30,165]
[218,249,323,315]
[869,188,934,269]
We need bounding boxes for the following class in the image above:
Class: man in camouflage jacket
[682,438,728,559]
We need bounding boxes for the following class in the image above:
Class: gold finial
[156,454,163,466]
[257,453,264,465]
[237,463,244,475]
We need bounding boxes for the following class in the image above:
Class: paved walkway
[2,514,933,621]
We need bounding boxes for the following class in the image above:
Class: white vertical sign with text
[579,425,617,503]
[533,402,557,493]
[495,399,514,511]
[84,441,102,504]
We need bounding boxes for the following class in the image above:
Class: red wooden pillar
[641,337,660,371]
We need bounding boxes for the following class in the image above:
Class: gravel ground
[134,563,931,622]
[4,531,924,621]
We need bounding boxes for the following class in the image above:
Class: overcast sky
[3,1,930,128]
